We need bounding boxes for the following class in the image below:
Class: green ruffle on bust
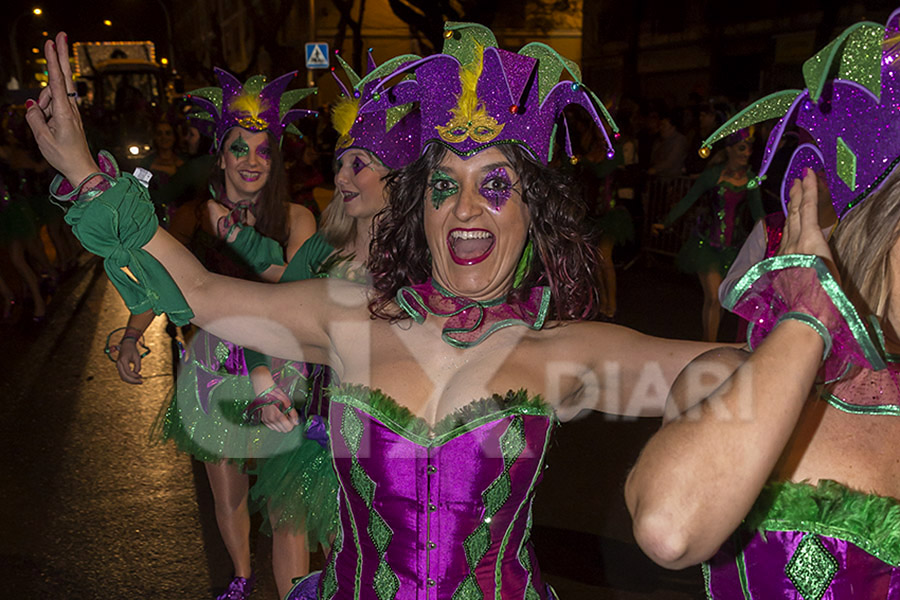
[63,173,194,325]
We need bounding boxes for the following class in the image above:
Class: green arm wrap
[229,225,286,273]
[244,348,272,372]
[63,174,194,326]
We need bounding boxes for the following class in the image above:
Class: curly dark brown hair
[368,143,604,322]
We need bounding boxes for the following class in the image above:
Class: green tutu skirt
[250,417,339,548]
[675,235,739,278]
[153,330,311,466]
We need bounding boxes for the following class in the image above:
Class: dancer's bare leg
[598,237,617,318]
[697,269,723,342]
[204,461,252,578]
[271,511,310,598]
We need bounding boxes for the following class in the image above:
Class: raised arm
[624,172,833,570]
[25,33,337,366]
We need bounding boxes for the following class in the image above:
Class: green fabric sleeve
[664,164,722,226]
[244,348,271,372]
[228,225,285,273]
[63,174,194,325]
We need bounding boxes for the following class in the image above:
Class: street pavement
[1,253,719,599]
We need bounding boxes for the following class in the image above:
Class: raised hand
[780,169,834,264]
[24,32,99,187]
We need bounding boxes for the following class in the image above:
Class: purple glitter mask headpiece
[186,68,318,151]
[330,49,421,170]
[700,12,900,219]
[359,22,619,165]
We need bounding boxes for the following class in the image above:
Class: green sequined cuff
[228,225,285,273]
[61,173,194,325]
[777,311,833,361]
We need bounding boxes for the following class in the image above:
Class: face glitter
[479,167,512,211]
[229,135,250,159]
[256,140,271,161]
[429,171,458,209]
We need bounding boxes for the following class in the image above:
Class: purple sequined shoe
[216,573,255,600]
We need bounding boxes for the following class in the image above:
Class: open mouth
[240,170,261,182]
[341,190,358,202]
[447,228,495,265]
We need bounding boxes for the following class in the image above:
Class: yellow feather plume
[230,93,268,121]
[457,43,485,119]
[332,96,361,138]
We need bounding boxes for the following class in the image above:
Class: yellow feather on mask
[230,94,268,121]
[332,96,361,138]
[457,43,484,119]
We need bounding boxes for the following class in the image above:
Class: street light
[103,19,112,27]
[9,6,43,88]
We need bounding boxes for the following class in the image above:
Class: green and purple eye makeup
[480,167,512,211]
[429,171,458,209]
[228,135,250,159]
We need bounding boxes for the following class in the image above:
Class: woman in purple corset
[627,14,900,599]
[24,24,856,599]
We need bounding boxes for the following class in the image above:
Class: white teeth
[451,230,492,240]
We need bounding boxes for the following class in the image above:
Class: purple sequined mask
[359,22,619,165]
[702,10,900,219]
[330,50,422,170]
[186,68,318,151]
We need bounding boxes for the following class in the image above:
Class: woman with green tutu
[664,129,764,341]
[111,68,319,599]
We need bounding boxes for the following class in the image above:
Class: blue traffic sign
[305,43,330,69]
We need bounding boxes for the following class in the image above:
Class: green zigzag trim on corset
[340,406,400,600]
[509,416,554,600]
[451,416,528,600]
[744,479,900,567]
[321,526,343,599]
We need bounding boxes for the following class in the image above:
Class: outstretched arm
[25,33,335,365]
[625,172,830,570]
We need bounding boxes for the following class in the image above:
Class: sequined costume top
[703,480,900,599]
[289,386,558,600]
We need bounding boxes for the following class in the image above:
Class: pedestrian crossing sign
[305,43,330,69]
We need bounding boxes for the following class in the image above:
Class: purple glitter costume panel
[705,530,900,599]
[321,393,555,599]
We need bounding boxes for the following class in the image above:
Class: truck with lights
[72,41,171,167]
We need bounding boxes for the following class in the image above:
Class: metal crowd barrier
[640,175,695,257]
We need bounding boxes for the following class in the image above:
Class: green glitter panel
[373,560,400,600]
[341,406,364,454]
[785,534,839,600]
[836,137,858,191]
[803,22,884,102]
[442,22,498,65]
[368,511,393,555]
[481,476,512,515]
[463,525,492,568]
[214,341,230,366]
[350,462,376,505]
[703,90,800,148]
[321,526,342,599]
[450,575,481,600]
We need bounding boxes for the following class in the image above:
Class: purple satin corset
[318,386,557,600]
[703,480,900,599]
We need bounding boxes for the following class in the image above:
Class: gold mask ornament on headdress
[229,94,271,132]
[436,43,504,144]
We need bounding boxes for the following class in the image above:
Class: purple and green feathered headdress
[330,49,421,170]
[701,10,900,219]
[186,68,318,151]
[359,22,619,165]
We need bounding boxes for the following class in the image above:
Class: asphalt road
[1,253,717,599]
